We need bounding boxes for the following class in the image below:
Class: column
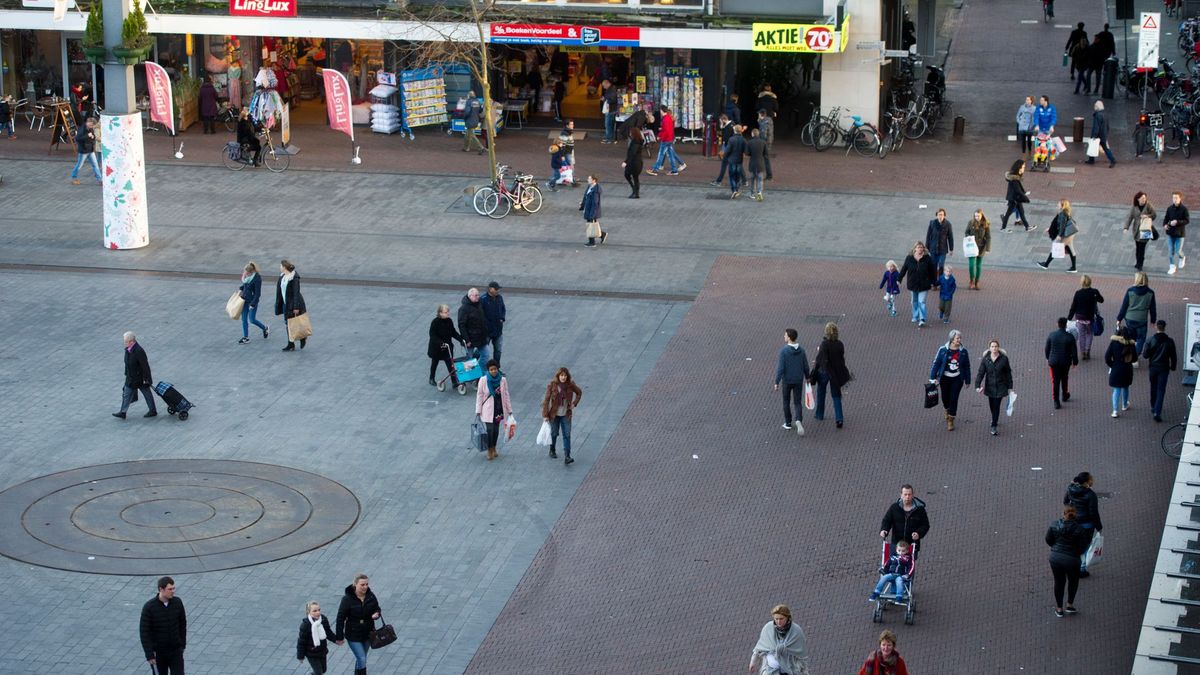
[819,0,883,125]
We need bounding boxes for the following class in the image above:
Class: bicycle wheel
[1183,135,1192,159]
[878,130,892,159]
[852,127,881,157]
[520,184,544,213]
[800,123,815,147]
[1162,422,1187,459]
[223,114,236,133]
[1165,127,1182,151]
[903,115,927,139]
[473,186,496,216]
[221,144,246,171]
[485,192,512,219]
[813,122,838,151]
[263,146,290,173]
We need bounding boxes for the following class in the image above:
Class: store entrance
[732,51,818,132]
[556,51,629,121]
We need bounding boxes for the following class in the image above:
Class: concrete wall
[818,0,882,125]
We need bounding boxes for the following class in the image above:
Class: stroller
[870,540,918,625]
[1031,133,1059,171]
[437,349,483,395]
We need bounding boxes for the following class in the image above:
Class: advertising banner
[489,24,640,47]
[1185,304,1200,372]
[322,69,353,142]
[230,0,296,18]
[752,20,849,53]
[144,61,175,135]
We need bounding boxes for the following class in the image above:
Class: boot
[487,447,496,461]
[355,669,366,675]
[549,443,557,459]
[946,413,955,431]
[1082,350,1090,360]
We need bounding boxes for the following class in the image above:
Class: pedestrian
[1105,325,1137,417]
[275,259,308,351]
[1164,191,1189,275]
[547,143,566,192]
[558,119,577,171]
[480,281,505,367]
[924,208,954,281]
[774,328,810,435]
[725,92,742,125]
[0,94,15,140]
[1122,191,1157,271]
[757,109,774,180]
[1086,100,1116,168]
[70,117,101,185]
[1096,23,1116,60]
[811,322,850,428]
[428,304,464,388]
[336,573,381,675]
[541,367,582,464]
[748,604,808,675]
[1016,96,1036,155]
[647,105,685,175]
[1033,95,1057,137]
[1143,320,1178,422]
[856,630,909,675]
[929,329,971,430]
[139,576,186,675]
[1000,159,1034,232]
[113,331,157,419]
[879,484,930,548]
[1116,271,1157,358]
[975,338,1014,436]
[237,261,269,344]
[755,84,780,120]
[580,174,607,247]
[297,600,341,675]
[746,127,767,201]
[725,124,748,199]
[622,123,644,199]
[1063,472,1103,577]
[937,265,957,323]
[475,359,513,460]
[1046,505,1088,617]
[1066,275,1104,360]
[462,92,487,154]
[553,78,566,122]
[199,76,219,134]
[1065,23,1088,81]
[1074,35,1102,95]
[897,241,937,328]
[1037,199,1079,272]
[457,287,490,364]
[964,208,992,290]
[709,114,734,186]
[1045,317,1079,409]
[600,80,619,143]
[880,260,901,317]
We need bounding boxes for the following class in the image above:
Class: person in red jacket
[857,630,909,675]
[646,105,686,175]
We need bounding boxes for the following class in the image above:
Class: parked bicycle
[878,109,906,158]
[1161,392,1195,459]
[221,129,289,173]
[814,112,881,156]
[217,102,239,133]
[1133,109,1166,161]
[472,164,543,219]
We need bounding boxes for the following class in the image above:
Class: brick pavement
[465,256,1188,674]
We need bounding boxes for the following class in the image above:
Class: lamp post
[100,0,150,250]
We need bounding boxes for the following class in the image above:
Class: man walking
[70,117,101,185]
[1144,320,1178,422]
[725,125,747,199]
[1065,23,1088,81]
[773,328,810,435]
[600,80,619,144]
[757,109,774,181]
[1164,191,1189,275]
[114,332,157,419]
[709,114,734,186]
[457,287,490,365]
[462,91,486,154]
[746,128,768,201]
[480,281,506,368]
[924,209,954,283]
[647,105,685,175]
[140,576,187,675]
[1045,317,1079,410]
[880,484,930,548]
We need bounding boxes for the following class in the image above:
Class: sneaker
[890,310,897,317]
[1037,261,1049,269]
[1111,410,1118,418]
[678,163,687,172]
[943,318,950,324]
[1122,402,1130,411]
[600,232,608,244]
[71,179,81,185]
[709,180,722,187]
[794,421,805,436]
[585,241,597,248]
[1180,256,1187,269]
[918,321,927,328]
[1064,606,1078,615]
[564,457,575,465]
[1027,225,1038,233]
[645,169,659,176]
[668,171,680,176]
[868,593,879,602]
[1055,608,1065,618]
[1169,264,1177,275]
[263,326,270,339]
[782,423,793,430]
[238,337,250,344]
[990,425,998,435]
[731,192,740,200]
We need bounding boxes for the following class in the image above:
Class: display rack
[370,83,403,136]
[663,67,703,143]
[400,67,449,129]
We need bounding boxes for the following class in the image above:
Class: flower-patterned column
[100,113,149,250]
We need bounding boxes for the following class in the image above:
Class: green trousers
[968,256,982,281]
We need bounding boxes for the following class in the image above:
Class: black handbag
[924,382,940,409]
[368,613,397,649]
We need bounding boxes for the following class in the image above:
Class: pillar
[819,0,883,125]
[916,0,936,59]
[100,0,149,250]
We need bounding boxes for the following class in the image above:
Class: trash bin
[953,116,965,138]
[1073,117,1085,143]
[1101,56,1118,100]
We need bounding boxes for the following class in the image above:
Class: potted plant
[111,1,152,65]
[81,1,107,65]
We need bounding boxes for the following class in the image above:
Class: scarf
[309,616,326,646]
[556,382,568,406]
[486,371,503,396]
[753,621,808,675]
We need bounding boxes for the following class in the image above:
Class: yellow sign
[636,75,646,93]
[752,19,849,54]
[562,46,632,55]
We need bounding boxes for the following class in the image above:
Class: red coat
[659,112,675,143]
[857,651,909,675]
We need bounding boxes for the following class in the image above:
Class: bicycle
[814,113,881,156]
[1163,105,1192,158]
[1161,392,1195,459]
[217,102,239,132]
[878,109,906,158]
[221,128,290,173]
[1133,110,1166,162]
[472,164,543,219]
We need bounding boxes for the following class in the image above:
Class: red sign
[804,26,833,51]
[322,69,354,142]
[489,23,640,46]
[230,0,296,17]
[144,61,174,135]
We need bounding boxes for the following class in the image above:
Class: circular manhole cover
[0,459,360,574]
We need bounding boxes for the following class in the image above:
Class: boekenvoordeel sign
[230,0,297,18]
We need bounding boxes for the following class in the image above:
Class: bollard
[1073,117,1085,143]
[953,115,965,138]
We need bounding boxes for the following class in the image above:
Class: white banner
[1185,304,1200,372]
[20,0,76,8]
[1137,12,1160,70]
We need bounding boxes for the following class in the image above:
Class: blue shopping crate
[454,356,483,383]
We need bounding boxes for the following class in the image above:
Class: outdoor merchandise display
[401,68,449,129]
[661,67,703,142]
[369,82,405,136]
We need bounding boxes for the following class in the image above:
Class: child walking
[879,260,901,317]
[938,265,958,323]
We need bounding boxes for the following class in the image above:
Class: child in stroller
[869,539,916,603]
[1031,133,1058,171]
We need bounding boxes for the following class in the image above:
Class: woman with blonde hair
[964,208,992,290]
[749,604,808,675]
[1037,199,1079,272]
[1066,275,1104,359]
[428,303,464,388]
[811,322,851,428]
[237,261,269,344]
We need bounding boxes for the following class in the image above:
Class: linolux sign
[752,19,850,53]
[489,24,640,47]
[230,0,296,17]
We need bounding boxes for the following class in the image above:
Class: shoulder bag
[368,613,398,649]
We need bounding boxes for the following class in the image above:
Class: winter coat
[1164,203,1190,240]
[475,375,513,421]
[974,350,1013,399]
[880,497,930,545]
[1048,210,1078,241]
[898,253,937,292]
[139,595,186,659]
[1065,28,1089,57]
[480,292,506,339]
[924,218,953,256]
[1016,103,1036,132]
[746,136,767,174]
[1091,110,1109,142]
[624,134,644,167]
[1123,202,1157,241]
[1063,482,1103,529]
[1117,285,1156,325]
[964,219,992,256]
[124,342,153,388]
[658,112,675,143]
[74,125,95,154]
[879,270,901,295]
[335,586,381,643]
[541,379,582,420]
[275,273,306,317]
[930,345,971,384]
[1046,518,1090,566]
[428,317,463,359]
[1033,103,1057,133]
[296,615,335,659]
[1143,332,1178,371]
[581,182,602,222]
[774,344,810,385]
[1005,173,1030,203]
[756,90,779,117]
[1067,288,1104,321]
[1104,335,1136,387]
[938,275,957,301]
[199,82,219,118]
[238,273,262,307]
[857,650,910,675]
[813,338,851,389]
[758,116,774,147]
[725,133,747,164]
[457,295,489,347]
[1044,328,1079,367]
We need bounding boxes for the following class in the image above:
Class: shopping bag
[1083,531,1104,568]
[803,382,816,410]
[962,235,979,258]
[1086,138,1101,158]
[1052,136,1067,154]
[225,291,245,320]
[1093,311,1105,336]
[924,382,940,409]
[471,417,487,451]
[558,166,574,185]
[536,420,552,446]
[585,221,601,239]
[1006,391,1017,416]
[286,313,312,341]
[1051,242,1066,258]
[1066,319,1078,337]
[503,415,518,441]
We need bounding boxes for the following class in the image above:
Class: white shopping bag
[1006,391,1017,417]
[558,166,574,185]
[1083,531,1104,568]
[536,420,553,446]
[962,235,979,258]
[501,415,518,443]
[1052,136,1067,154]
[1086,138,1101,158]
[803,382,816,410]
[1051,242,1066,259]
[1066,320,1078,338]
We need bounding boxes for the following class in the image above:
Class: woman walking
[1086,100,1116,167]
[237,262,269,344]
[1016,96,1037,156]
[1046,505,1089,617]
[749,604,808,675]
[811,322,851,428]
[897,241,938,328]
[1117,271,1157,357]
[428,304,464,387]
[335,573,381,675]
[1064,471,1103,576]
[964,208,992,290]
[296,601,340,674]
[856,630,909,675]
[541,367,583,464]
[1105,326,1137,417]
[974,339,1014,436]
[1037,199,1079,272]
[929,329,971,431]
[1122,191,1157,271]
[475,359,513,461]
[275,259,308,351]
[1066,275,1104,359]
[1000,159,1034,232]
[581,174,607,247]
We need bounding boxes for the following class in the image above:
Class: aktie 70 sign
[752,22,845,53]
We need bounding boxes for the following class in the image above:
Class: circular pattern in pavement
[0,459,360,574]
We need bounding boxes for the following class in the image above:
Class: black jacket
[1044,328,1079,366]
[974,351,1013,399]
[880,498,930,545]
[1105,336,1136,387]
[139,595,186,659]
[457,294,488,347]
[1143,332,1178,371]
[1067,287,1104,321]
[1065,28,1088,58]
[480,292,506,339]
[1091,110,1109,142]
[725,134,747,164]
[924,218,953,256]
[897,254,937,292]
[1064,482,1102,529]
[428,316,463,359]
[124,342,153,388]
[746,136,767,173]
[1005,173,1030,204]
[624,134,643,168]
[297,615,336,659]
[1046,518,1090,565]
[335,585,381,643]
[75,125,96,154]
[275,273,307,317]
[813,338,851,389]
[1164,203,1189,240]
[1096,30,1116,59]
[239,273,263,307]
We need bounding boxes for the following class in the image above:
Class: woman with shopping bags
[963,209,992,290]
[275,259,309,352]
[974,339,1014,436]
[237,262,269,344]
[1122,191,1157,271]
[475,360,514,460]
[1037,199,1079,272]
[541,367,583,464]
[928,329,971,431]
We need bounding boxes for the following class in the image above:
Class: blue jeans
[873,573,908,598]
[550,415,572,454]
[603,112,616,142]
[728,162,744,193]
[488,334,503,366]
[652,141,682,172]
[472,343,491,367]
[120,384,157,414]
[71,152,102,180]
[813,371,843,423]
[715,156,729,182]
[1,120,13,138]
[1149,368,1170,417]
[347,640,370,669]
[1111,386,1130,411]
[1127,319,1148,355]
[910,290,928,322]
[931,253,947,279]
[548,167,561,187]
[241,303,267,338]
[1168,236,1186,267]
